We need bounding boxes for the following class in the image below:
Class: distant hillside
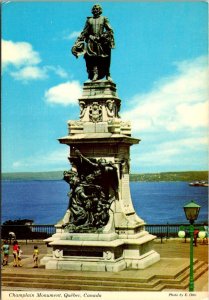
[130,171,208,182]
[2,171,208,182]
[2,171,64,181]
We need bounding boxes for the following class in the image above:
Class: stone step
[143,261,208,290]
[1,263,189,290]
[2,260,207,291]
[3,258,196,283]
[2,268,163,290]
[1,271,153,284]
[161,262,208,290]
[2,275,160,289]
[164,264,208,290]
[157,260,207,285]
[148,262,208,291]
[2,281,163,292]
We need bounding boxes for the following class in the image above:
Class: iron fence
[146,223,205,237]
[1,224,56,243]
[1,223,207,243]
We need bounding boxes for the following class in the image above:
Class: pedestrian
[12,240,19,267]
[17,245,23,267]
[2,240,10,266]
[203,223,208,244]
[193,229,199,247]
[8,232,16,245]
[33,246,39,268]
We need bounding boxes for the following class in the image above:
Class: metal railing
[146,223,183,238]
[146,223,205,237]
[30,225,56,236]
[146,223,206,243]
[1,223,207,242]
[1,224,56,243]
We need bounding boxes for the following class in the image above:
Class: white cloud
[2,39,68,82]
[54,67,68,78]
[12,148,69,170]
[11,66,48,81]
[134,137,208,168]
[45,66,68,78]
[157,137,208,156]
[122,56,209,133]
[12,161,22,168]
[64,31,81,40]
[2,39,41,68]
[44,81,82,106]
[175,102,208,129]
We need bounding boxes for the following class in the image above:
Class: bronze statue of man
[72,4,115,81]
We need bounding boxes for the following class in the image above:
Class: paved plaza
[2,238,208,292]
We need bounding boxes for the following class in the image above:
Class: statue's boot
[106,75,113,81]
[92,67,98,81]
[92,74,98,81]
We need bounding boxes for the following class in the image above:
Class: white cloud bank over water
[12,148,69,171]
[122,56,208,133]
[124,56,208,172]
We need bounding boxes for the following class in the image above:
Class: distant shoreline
[1,171,208,182]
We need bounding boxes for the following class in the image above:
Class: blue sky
[2,1,208,173]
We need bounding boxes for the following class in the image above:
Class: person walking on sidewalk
[193,229,199,247]
[203,223,208,244]
[33,246,39,268]
[17,245,23,267]
[12,240,19,267]
[2,240,10,266]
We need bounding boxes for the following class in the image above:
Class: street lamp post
[183,200,201,292]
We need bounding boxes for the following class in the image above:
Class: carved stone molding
[89,102,103,122]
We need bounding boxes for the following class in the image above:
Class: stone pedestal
[41,80,160,271]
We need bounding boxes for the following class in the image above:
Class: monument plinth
[41,80,160,271]
[41,4,160,272]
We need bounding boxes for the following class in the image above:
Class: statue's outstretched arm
[75,150,98,168]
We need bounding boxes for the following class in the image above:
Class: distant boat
[189,181,208,187]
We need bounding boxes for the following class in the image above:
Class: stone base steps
[2,260,208,291]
